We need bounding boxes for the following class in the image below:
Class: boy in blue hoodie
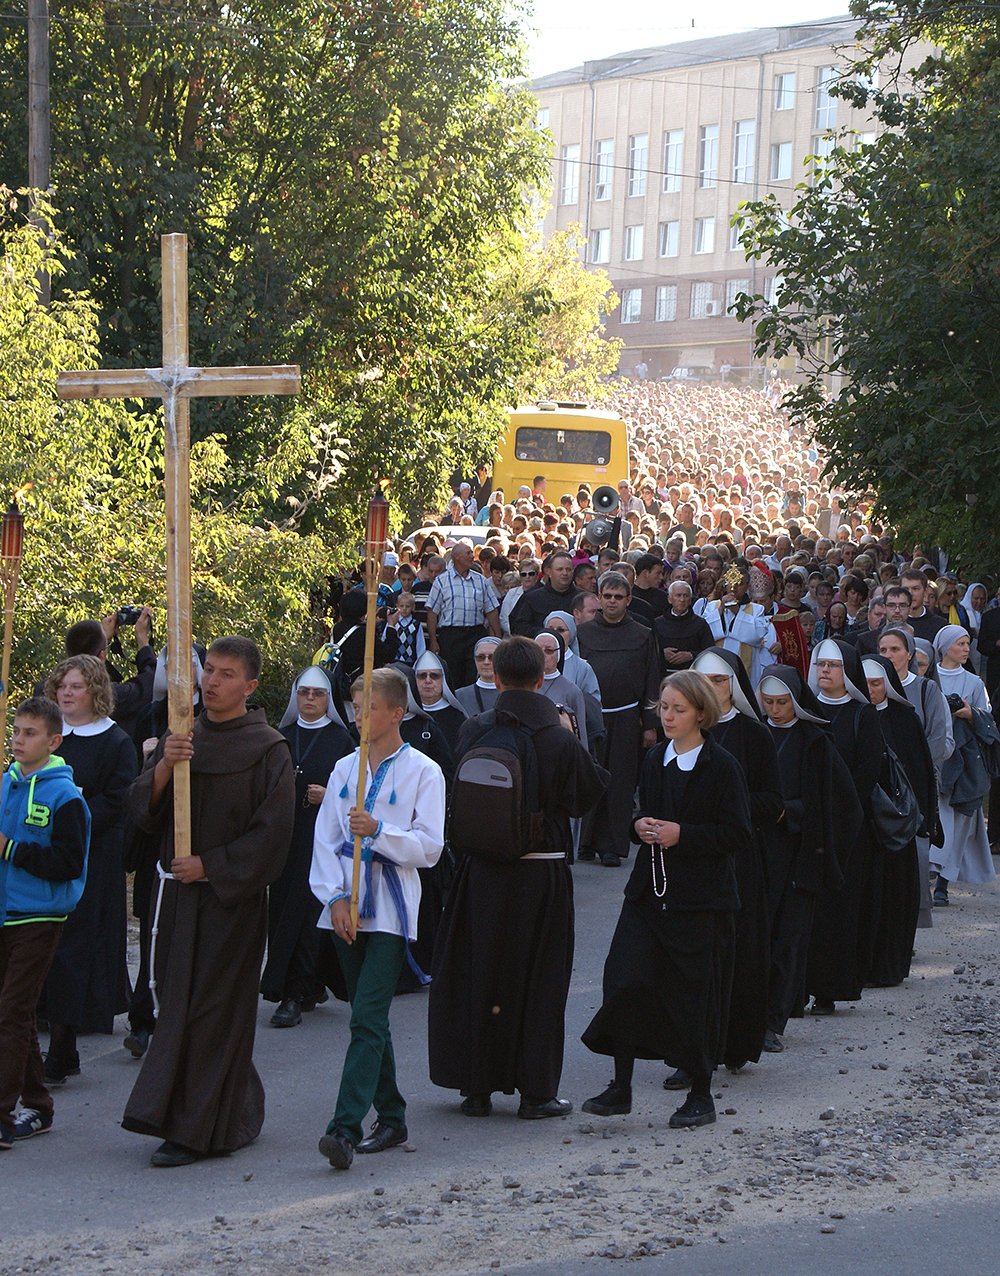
[0,698,90,1149]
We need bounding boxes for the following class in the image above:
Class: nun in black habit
[756,666,857,1048]
[582,671,752,1130]
[862,655,941,987]
[413,649,468,752]
[260,666,355,1026]
[392,661,456,990]
[681,648,781,1075]
[805,638,886,1012]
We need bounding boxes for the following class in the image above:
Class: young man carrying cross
[121,637,295,1167]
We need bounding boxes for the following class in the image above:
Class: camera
[117,604,144,626]
[945,693,965,714]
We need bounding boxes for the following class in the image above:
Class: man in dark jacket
[655,581,714,671]
[510,550,577,637]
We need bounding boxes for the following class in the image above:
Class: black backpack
[448,709,546,863]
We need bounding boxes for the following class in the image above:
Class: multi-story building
[530,16,913,381]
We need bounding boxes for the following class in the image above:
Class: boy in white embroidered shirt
[309,667,445,1170]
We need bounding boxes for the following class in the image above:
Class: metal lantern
[1,504,24,563]
[364,489,390,564]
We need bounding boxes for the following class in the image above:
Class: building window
[536,107,550,130]
[699,124,719,188]
[763,275,785,305]
[595,139,614,201]
[655,285,677,322]
[811,133,836,177]
[733,119,755,184]
[771,141,792,180]
[658,220,679,258]
[857,131,877,149]
[815,66,838,130]
[624,225,644,261]
[628,134,648,197]
[590,228,610,263]
[774,72,795,111]
[690,281,715,319]
[662,129,683,192]
[729,220,744,252]
[694,217,715,254]
[725,278,750,312]
[621,288,642,323]
[560,144,580,204]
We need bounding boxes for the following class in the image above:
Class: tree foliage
[733,0,1000,566]
[0,204,334,713]
[0,0,565,542]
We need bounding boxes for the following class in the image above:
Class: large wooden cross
[57,233,300,856]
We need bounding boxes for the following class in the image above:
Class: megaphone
[592,484,619,514]
[583,516,614,547]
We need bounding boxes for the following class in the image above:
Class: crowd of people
[1,382,998,1173]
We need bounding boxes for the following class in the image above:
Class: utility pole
[27,0,51,304]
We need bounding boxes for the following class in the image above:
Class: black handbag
[870,744,921,852]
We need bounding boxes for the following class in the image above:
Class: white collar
[900,670,916,686]
[475,679,496,689]
[422,698,447,711]
[61,716,115,737]
[937,664,961,675]
[875,700,888,711]
[717,705,739,722]
[543,671,560,681]
[768,718,797,729]
[663,740,704,771]
[817,692,852,704]
[297,715,331,730]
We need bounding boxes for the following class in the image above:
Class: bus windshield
[514,426,612,467]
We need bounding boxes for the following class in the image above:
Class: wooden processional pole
[0,503,27,779]
[350,490,390,930]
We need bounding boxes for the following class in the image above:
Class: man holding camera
[48,607,156,742]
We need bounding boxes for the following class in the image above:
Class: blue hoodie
[0,755,91,926]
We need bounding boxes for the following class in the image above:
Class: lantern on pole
[0,502,27,776]
[350,486,392,929]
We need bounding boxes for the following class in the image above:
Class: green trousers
[329,931,407,1146]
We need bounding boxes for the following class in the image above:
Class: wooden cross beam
[57,233,301,855]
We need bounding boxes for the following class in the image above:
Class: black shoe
[933,888,949,906]
[809,1000,836,1016]
[318,1128,354,1170]
[356,1120,407,1154]
[124,1027,151,1059]
[582,1082,631,1117]
[460,1094,492,1117]
[601,851,622,868]
[300,990,329,1012]
[662,1068,691,1091]
[669,1094,716,1129]
[270,998,302,1028]
[577,848,597,861]
[763,1029,785,1053]
[518,1098,572,1120]
[43,1052,80,1085]
[150,1140,201,1167]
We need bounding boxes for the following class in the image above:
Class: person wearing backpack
[428,636,606,1119]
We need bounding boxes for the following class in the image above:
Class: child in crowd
[0,699,90,1149]
[310,668,445,1169]
[392,593,425,665]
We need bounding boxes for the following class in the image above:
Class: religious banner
[770,609,810,679]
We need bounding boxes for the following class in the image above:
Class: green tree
[0,202,334,715]
[0,1,554,541]
[733,0,1000,565]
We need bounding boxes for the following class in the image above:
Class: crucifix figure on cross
[57,233,301,856]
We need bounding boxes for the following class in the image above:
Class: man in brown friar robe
[577,572,661,868]
[122,637,295,1168]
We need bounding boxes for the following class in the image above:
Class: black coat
[978,606,1000,697]
[510,582,578,637]
[628,733,751,912]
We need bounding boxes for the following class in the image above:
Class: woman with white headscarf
[261,667,356,1026]
[756,666,856,1050]
[961,582,988,674]
[455,637,500,716]
[536,629,590,749]
[932,625,999,901]
[545,610,602,702]
[688,649,781,1073]
[804,638,886,1014]
[862,656,939,986]
[413,650,468,751]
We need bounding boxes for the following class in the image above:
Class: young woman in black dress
[581,671,752,1129]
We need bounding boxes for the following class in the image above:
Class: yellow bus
[492,402,629,501]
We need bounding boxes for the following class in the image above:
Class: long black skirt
[722,840,769,1067]
[806,821,880,1004]
[867,838,920,987]
[582,899,735,1079]
[428,856,574,1099]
